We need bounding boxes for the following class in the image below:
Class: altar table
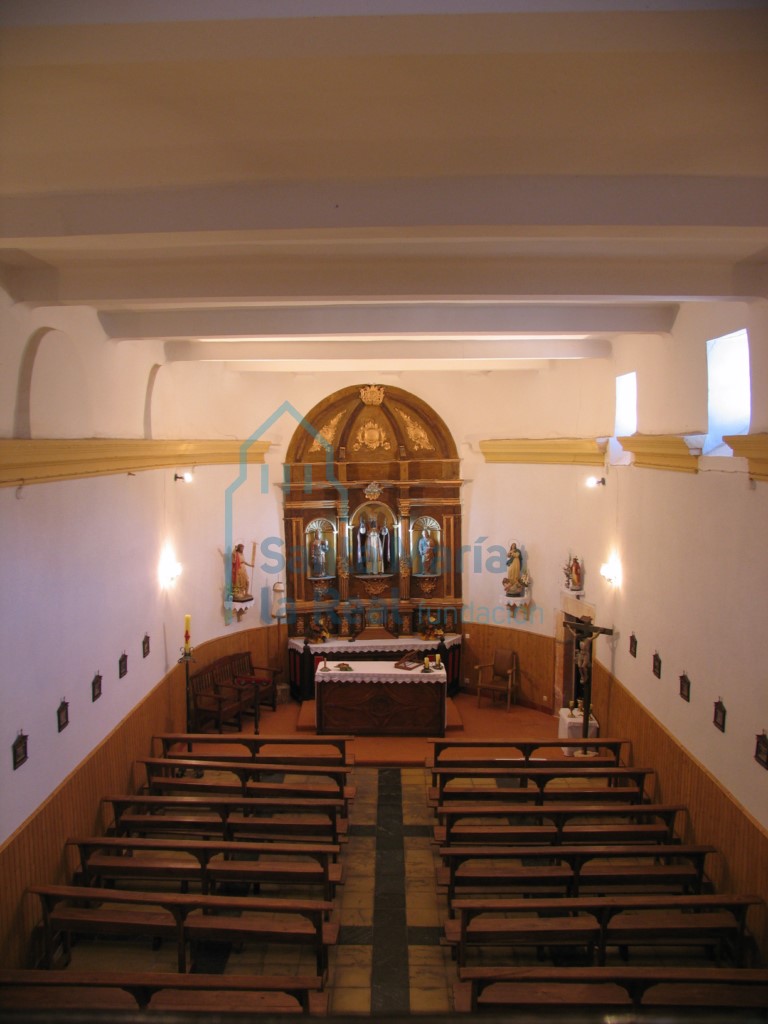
[314,660,447,737]
[288,634,461,702]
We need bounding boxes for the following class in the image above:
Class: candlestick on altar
[184,614,191,654]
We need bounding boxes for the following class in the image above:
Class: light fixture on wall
[586,476,606,488]
[599,551,622,587]
[174,471,193,483]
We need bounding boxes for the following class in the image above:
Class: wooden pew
[0,969,326,1014]
[428,736,629,780]
[434,801,684,846]
[140,757,355,811]
[67,835,344,901]
[454,965,768,1013]
[139,773,356,823]
[104,793,347,844]
[155,732,354,765]
[28,884,338,975]
[431,765,654,805]
[445,893,762,967]
[438,842,716,903]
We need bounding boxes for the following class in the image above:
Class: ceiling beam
[162,338,612,363]
[3,177,766,244]
[100,303,676,342]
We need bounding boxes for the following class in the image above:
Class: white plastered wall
[1,290,767,839]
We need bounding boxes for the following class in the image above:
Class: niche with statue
[350,502,397,575]
[305,519,337,580]
[411,516,441,577]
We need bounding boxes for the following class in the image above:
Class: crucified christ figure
[565,616,614,737]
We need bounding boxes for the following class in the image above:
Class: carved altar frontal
[315,661,447,737]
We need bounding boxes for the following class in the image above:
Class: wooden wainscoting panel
[592,661,768,961]
[461,622,555,712]
[0,666,186,968]
[0,627,281,968]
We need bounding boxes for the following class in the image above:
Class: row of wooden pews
[4,732,358,1017]
[427,736,768,1015]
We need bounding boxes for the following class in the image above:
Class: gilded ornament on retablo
[360,384,385,406]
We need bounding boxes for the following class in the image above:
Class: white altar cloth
[315,659,447,684]
[288,634,460,656]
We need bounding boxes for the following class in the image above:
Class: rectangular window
[705,329,750,455]
[615,372,637,437]
[609,371,637,464]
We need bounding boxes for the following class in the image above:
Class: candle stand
[177,648,202,776]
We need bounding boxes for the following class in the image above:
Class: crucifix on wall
[565,615,614,738]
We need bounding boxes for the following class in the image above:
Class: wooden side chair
[475,649,518,710]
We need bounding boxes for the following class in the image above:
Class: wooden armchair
[228,651,278,713]
[475,649,518,710]
[189,652,278,733]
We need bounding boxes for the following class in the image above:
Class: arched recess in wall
[14,327,93,438]
[13,327,52,438]
[283,382,462,639]
[143,363,162,439]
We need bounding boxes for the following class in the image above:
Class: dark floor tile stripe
[407,925,444,946]
[348,823,377,837]
[371,767,410,1014]
[403,824,433,837]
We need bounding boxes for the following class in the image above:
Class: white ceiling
[0,2,766,373]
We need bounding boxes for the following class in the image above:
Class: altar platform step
[257,693,558,767]
[296,697,463,734]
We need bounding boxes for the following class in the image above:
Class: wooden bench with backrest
[137,771,356,822]
[438,842,716,903]
[434,801,684,846]
[431,764,654,805]
[454,965,768,1013]
[0,969,326,1014]
[68,835,344,901]
[444,893,762,967]
[105,793,347,844]
[28,884,337,976]
[427,736,629,779]
[140,756,355,810]
[188,652,278,734]
[155,732,354,765]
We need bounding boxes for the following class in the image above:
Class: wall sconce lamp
[586,476,606,488]
[174,471,193,483]
[599,552,622,587]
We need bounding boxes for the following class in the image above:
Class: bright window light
[705,329,751,455]
[609,371,637,464]
[615,372,637,437]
